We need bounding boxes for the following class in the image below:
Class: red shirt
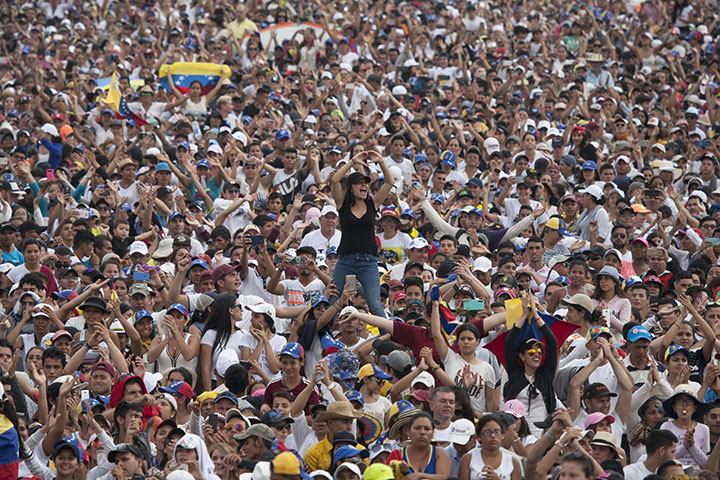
[263,378,321,415]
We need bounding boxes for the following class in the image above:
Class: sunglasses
[525,348,543,356]
[225,423,245,432]
[612,233,626,238]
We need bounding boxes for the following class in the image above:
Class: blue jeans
[331,253,386,318]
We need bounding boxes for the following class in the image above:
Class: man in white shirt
[299,205,341,258]
[624,430,678,480]
[389,237,433,280]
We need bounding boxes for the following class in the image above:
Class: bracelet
[327,382,339,390]
[158,284,166,291]
[545,432,556,440]
[513,438,522,443]
[431,366,439,371]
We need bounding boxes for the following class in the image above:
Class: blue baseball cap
[556,276,569,285]
[627,325,653,343]
[358,363,392,380]
[275,129,290,140]
[190,258,209,270]
[414,154,427,163]
[81,398,102,413]
[132,310,153,324]
[333,446,370,465]
[215,391,239,405]
[345,390,365,406]
[120,202,133,211]
[329,145,343,154]
[582,160,598,171]
[311,295,330,309]
[167,303,188,317]
[431,193,444,203]
[545,217,570,236]
[53,290,76,301]
[326,246,338,256]
[155,162,171,172]
[169,211,185,222]
[177,141,190,151]
[441,150,456,167]
[197,158,211,169]
[280,342,305,359]
[400,209,415,218]
[665,344,690,362]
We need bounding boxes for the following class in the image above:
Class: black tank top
[338,196,378,256]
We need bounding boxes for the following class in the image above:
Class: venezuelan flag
[439,302,458,344]
[105,73,148,127]
[484,312,580,368]
[158,62,232,95]
[0,415,19,478]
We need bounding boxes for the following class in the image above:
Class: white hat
[246,302,276,318]
[216,349,239,377]
[41,123,59,137]
[339,63,352,72]
[334,463,362,480]
[129,241,149,256]
[413,371,436,388]
[0,263,13,274]
[143,372,163,393]
[208,144,223,155]
[320,205,338,217]
[473,256,492,273]
[404,59,420,67]
[321,71,333,80]
[339,306,358,317]
[232,131,248,147]
[483,137,500,154]
[687,106,701,116]
[448,418,475,444]
[391,85,408,96]
[537,120,551,130]
[690,191,708,203]
[409,237,430,250]
[578,184,604,200]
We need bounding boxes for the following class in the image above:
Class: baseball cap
[279,342,304,359]
[159,381,194,400]
[627,325,653,342]
[545,217,570,236]
[358,363,392,381]
[583,383,618,399]
[448,418,475,444]
[586,325,612,342]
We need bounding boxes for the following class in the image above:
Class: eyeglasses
[55,262,71,269]
[480,429,502,437]
[227,189,240,194]
[140,92,153,96]
[225,423,245,432]
[525,348,543,356]
[612,233,626,238]
[275,423,292,431]
[231,304,242,309]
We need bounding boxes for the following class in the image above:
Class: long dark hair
[204,294,237,352]
[592,275,625,300]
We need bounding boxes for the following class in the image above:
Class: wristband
[327,382,339,390]
[545,432,556,440]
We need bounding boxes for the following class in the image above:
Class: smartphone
[708,238,720,246]
[249,235,265,246]
[291,256,307,267]
[464,299,485,311]
[47,169,55,182]
[141,266,160,272]
[81,390,90,402]
[72,382,89,392]
[267,226,280,243]
[133,271,150,281]
[78,209,89,219]
[346,274,357,291]
[208,413,218,431]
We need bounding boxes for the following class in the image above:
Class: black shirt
[338,196,377,257]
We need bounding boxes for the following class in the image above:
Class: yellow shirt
[304,436,333,472]
[228,18,258,39]
[304,436,365,472]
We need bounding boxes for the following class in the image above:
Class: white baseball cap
[413,371,436,388]
[448,418,475,444]
[129,241,149,256]
[483,137,500,154]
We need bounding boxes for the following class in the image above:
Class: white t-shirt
[623,461,654,480]
[299,230,342,258]
[363,396,391,425]
[212,198,252,232]
[117,181,140,208]
[200,329,245,380]
[238,332,286,381]
[378,231,412,265]
[443,349,495,413]
[279,278,326,307]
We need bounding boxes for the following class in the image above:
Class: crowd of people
[0,0,719,480]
